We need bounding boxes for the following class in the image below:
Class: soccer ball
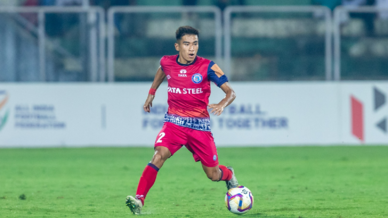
[225,186,254,214]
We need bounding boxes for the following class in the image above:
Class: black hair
[175,26,199,42]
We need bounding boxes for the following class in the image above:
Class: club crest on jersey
[192,73,203,84]
[178,69,187,77]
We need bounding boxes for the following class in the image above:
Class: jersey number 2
[156,132,165,143]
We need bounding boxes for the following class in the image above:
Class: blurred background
[1,0,388,83]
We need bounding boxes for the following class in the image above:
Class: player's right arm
[143,67,166,113]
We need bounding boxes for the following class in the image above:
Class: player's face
[175,34,198,64]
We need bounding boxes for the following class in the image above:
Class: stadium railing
[3,6,388,82]
[0,6,105,82]
[334,6,388,81]
[107,6,222,82]
[223,6,332,81]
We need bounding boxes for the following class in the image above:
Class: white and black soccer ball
[225,186,254,214]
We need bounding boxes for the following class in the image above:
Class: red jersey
[160,55,228,131]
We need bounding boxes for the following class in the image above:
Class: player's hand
[143,94,155,113]
[208,104,224,116]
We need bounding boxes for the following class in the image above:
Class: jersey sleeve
[207,61,228,87]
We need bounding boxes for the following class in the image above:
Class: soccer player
[126,26,239,215]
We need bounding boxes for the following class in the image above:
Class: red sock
[136,163,159,205]
[219,165,233,181]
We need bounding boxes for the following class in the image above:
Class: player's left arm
[208,82,236,116]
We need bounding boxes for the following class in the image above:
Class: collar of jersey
[176,55,197,66]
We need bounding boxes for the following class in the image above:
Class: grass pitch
[0,146,387,218]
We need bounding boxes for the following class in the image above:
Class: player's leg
[202,164,228,181]
[126,123,186,215]
[126,146,171,215]
[202,164,239,189]
[136,146,171,201]
[186,130,239,189]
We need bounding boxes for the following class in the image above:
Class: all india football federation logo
[0,90,10,132]
[192,73,203,84]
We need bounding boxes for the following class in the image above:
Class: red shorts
[154,122,219,167]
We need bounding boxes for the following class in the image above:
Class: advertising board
[0,82,386,147]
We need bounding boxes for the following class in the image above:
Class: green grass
[0,146,388,218]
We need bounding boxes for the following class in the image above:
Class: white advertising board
[208,83,340,146]
[0,82,386,147]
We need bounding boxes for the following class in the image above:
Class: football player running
[126,26,239,215]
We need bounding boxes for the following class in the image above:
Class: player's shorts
[154,122,219,167]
